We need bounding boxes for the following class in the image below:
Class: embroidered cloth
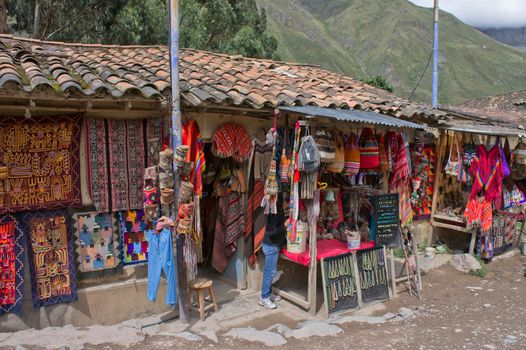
[0,115,82,214]
[23,210,77,308]
[108,120,145,211]
[73,212,118,272]
[182,119,206,196]
[0,214,24,314]
[86,118,110,213]
[469,145,503,203]
[119,210,149,265]
[211,123,252,162]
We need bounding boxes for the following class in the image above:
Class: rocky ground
[1,253,525,350]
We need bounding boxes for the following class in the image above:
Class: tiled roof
[0,35,441,119]
[442,105,526,128]
[459,90,526,114]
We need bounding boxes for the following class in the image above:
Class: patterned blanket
[23,210,77,308]
[0,115,82,214]
[0,214,24,314]
[119,210,149,265]
[73,212,119,272]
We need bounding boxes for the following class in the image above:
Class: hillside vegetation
[257,0,526,104]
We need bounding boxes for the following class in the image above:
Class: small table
[431,213,476,255]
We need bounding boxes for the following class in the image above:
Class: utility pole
[168,0,189,324]
[432,0,439,109]
[33,0,41,38]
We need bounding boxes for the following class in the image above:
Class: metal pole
[169,0,189,324]
[432,0,439,109]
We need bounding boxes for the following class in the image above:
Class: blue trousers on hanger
[147,228,177,305]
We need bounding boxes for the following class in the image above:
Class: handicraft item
[119,210,149,265]
[0,115,82,214]
[24,210,77,308]
[0,214,24,315]
[73,212,119,272]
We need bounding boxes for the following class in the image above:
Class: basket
[177,218,192,234]
[175,145,189,162]
[160,188,175,205]
[179,181,194,205]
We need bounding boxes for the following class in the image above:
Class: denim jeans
[147,228,177,305]
[261,243,280,299]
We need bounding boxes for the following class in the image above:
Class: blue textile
[147,228,177,305]
[261,242,279,299]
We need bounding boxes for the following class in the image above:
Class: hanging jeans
[147,228,177,305]
[260,243,280,299]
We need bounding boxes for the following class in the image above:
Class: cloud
[409,0,526,28]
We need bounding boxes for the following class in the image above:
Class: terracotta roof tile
[0,35,445,120]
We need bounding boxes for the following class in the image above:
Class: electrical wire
[408,49,433,101]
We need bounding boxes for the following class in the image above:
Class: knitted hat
[175,145,189,162]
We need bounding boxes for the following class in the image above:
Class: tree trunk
[33,0,41,38]
[0,0,7,33]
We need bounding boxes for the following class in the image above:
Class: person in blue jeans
[260,193,287,309]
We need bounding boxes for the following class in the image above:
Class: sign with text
[372,194,400,248]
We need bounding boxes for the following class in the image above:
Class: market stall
[267,106,426,316]
[430,122,526,260]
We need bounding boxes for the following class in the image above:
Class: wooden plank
[432,221,469,233]
[320,257,330,319]
[388,248,397,299]
[272,287,310,310]
[431,131,446,217]
[307,219,318,316]
[433,213,465,223]
[352,251,363,309]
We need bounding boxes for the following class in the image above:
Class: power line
[408,49,433,101]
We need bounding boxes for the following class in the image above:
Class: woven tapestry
[119,210,149,265]
[73,212,119,272]
[0,214,24,315]
[108,120,145,211]
[146,117,163,167]
[24,210,77,308]
[0,115,82,214]
[86,118,110,213]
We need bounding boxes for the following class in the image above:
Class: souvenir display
[23,210,77,308]
[87,118,110,213]
[119,210,149,265]
[73,212,118,272]
[0,115,82,214]
[0,214,24,315]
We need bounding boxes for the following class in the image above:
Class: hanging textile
[211,122,252,162]
[147,228,177,305]
[23,210,77,308]
[469,145,503,203]
[182,119,206,196]
[119,210,149,265]
[108,119,145,211]
[73,212,119,272]
[387,131,409,188]
[0,214,24,315]
[410,143,436,218]
[146,117,163,167]
[0,115,82,215]
[87,118,110,213]
[288,122,302,237]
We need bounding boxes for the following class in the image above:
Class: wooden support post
[431,131,446,219]
[307,218,318,316]
[469,231,477,256]
[352,251,363,308]
[388,248,397,298]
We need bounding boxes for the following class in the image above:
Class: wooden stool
[188,278,219,321]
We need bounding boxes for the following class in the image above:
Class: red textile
[211,123,252,162]
[182,120,205,196]
[469,145,503,202]
[280,240,375,266]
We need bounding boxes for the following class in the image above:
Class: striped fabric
[314,127,335,161]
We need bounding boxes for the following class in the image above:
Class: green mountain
[257,0,526,105]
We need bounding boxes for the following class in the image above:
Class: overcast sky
[409,0,526,28]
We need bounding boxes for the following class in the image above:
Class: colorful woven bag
[359,128,380,169]
[327,133,345,173]
[344,133,360,176]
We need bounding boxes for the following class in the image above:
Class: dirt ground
[2,253,526,350]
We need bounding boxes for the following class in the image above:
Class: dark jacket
[263,192,287,247]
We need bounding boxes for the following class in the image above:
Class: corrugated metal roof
[279,106,425,129]
[431,122,526,137]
